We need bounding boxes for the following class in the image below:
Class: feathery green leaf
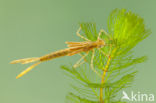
[62,8,151,103]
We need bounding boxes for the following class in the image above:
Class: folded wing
[66,41,89,56]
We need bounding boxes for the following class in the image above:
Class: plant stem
[100,56,111,103]
[100,70,107,103]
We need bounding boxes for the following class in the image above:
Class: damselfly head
[97,39,105,48]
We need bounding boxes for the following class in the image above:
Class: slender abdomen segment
[40,48,70,61]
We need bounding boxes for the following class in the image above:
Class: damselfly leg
[98,29,113,57]
[76,27,90,41]
[73,52,88,68]
[90,49,102,77]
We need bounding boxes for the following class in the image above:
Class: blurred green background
[0,0,155,103]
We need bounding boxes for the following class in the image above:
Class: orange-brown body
[39,39,105,62]
[40,48,70,61]
[10,33,106,79]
